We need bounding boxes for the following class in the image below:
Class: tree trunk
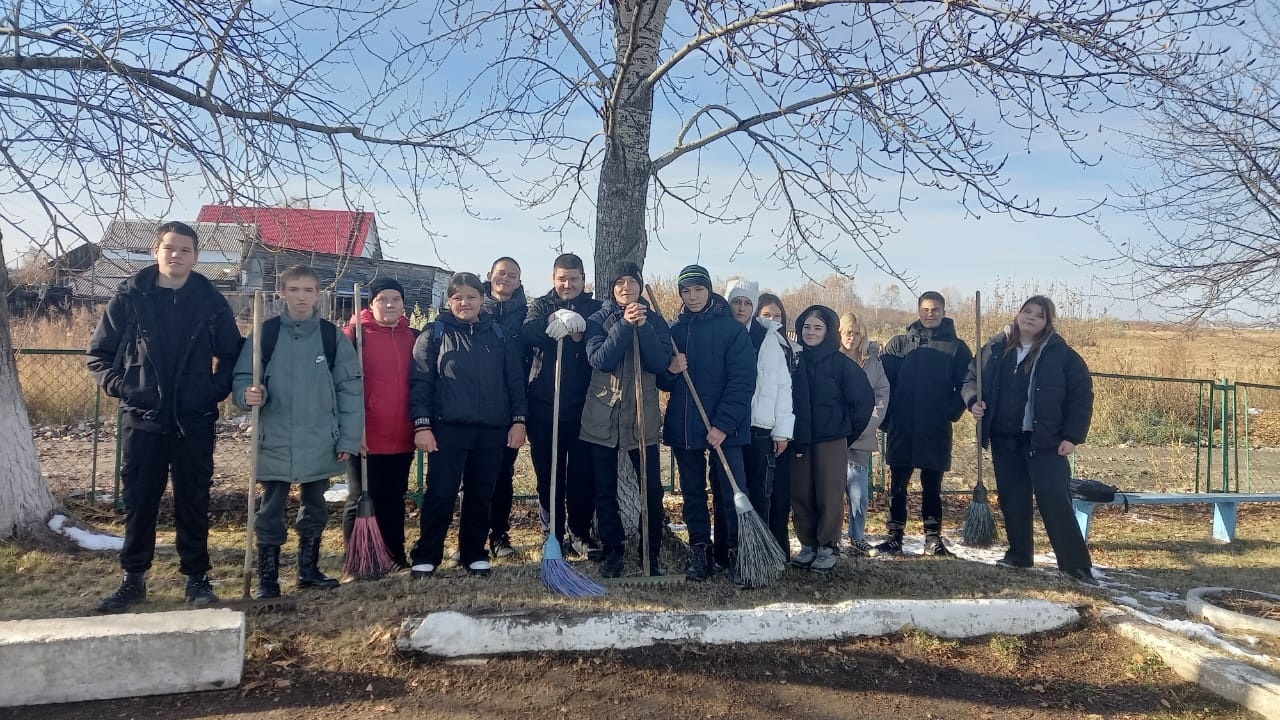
[0,238,57,538]
[592,0,672,293]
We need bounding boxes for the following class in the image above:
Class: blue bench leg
[1212,502,1238,543]
[1073,499,1094,540]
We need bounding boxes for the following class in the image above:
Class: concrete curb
[0,609,245,707]
[1104,607,1280,720]
[398,598,1080,658]
[1187,587,1280,639]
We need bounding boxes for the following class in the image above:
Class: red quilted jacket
[344,310,416,454]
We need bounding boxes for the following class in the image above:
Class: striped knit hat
[676,264,712,291]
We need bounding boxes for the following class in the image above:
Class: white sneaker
[810,546,838,573]
[791,545,817,569]
[466,560,491,577]
[410,564,435,579]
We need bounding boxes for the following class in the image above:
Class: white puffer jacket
[750,317,795,440]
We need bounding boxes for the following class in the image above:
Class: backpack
[260,315,338,372]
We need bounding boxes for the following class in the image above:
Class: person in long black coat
[963,295,1097,584]
[877,291,972,557]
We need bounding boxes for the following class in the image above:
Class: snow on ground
[323,483,349,503]
[47,514,124,552]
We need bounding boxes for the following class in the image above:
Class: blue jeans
[846,462,869,542]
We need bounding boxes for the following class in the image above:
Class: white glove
[546,317,570,340]
[552,309,586,334]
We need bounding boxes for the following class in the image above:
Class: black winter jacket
[658,294,757,449]
[482,282,527,341]
[521,289,603,417]
[410,310,528,430]
[880,317,973,471]
[791,306,875,451]
[86,266,241,434]
[962,332,1093,451]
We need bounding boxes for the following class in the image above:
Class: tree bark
[592,0,672,292]
[0,238,57,538]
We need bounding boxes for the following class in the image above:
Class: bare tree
[413,1,1240,291]
[0,0,480,536]
[1110,11,1280,324]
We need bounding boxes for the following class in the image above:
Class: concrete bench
[1072,492,1280,543]
[0,609,244,707]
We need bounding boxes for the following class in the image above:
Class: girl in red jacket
[342,277,417,568]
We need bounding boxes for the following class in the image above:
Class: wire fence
[16,348,1280,506]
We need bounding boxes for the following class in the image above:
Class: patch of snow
[47,514,124,552]
[1139,590,1182,602]
[323,483,349,503]
[1112,595,1165,613]
[1118,606,1280,669]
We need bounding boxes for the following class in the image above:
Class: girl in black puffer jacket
[790,305,874,573]
[962,295,1096,585]
[408,273,528,579]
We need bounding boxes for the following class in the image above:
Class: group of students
[86,220,1098,613]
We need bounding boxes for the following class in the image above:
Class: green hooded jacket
[233,309,364,483]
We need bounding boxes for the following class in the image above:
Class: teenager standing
[482,257,528,558]
[838,311,889,556]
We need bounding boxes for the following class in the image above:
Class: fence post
[1220,377,1231,493]
[1206,381,1215,495]
[1196,381,1205,494]
[1243,385,1252,493]
[89,386,102,506]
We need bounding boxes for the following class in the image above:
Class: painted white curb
[1187,587,1280,639]
[0,609,245,707]
[398,599,1079,658]
[1105,607,1280,720]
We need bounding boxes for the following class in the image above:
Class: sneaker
[410,563,435,579]
[466,560,492,577]
[846,539,873,558]
[810,546,838,573]
[96,572,147,614]
[184,574,219,606]
[870,535,904,557]
[996,556,1032,569]
[561,538,584,561]
[1066,567,1099,586]
[490,534,515,559]
[923,535,953,557]
[791,545,817,569]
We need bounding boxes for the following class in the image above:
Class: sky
[3,1,1228,321]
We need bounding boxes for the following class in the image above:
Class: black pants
[528,412,595,541]
[118,424,215,576]
[411,445,502,567]
[592,443,663,560]
[990,434,1092,573]
[343,452,413,564]
[487,446,519,540]
[887,465,944,534]
[768,451,792,557]
[717,427,774,561]
[675,445,745,551]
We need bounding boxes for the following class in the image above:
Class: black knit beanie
[366,276,405,301]
[609,261,643,289]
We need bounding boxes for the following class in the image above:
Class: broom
[962,290,997,547]
[343,282,396,580]
[541,337,607,597]
[645,285,786,588]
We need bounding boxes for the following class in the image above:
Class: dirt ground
[1,616,1255,720]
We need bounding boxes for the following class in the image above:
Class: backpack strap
[261,316,337,372]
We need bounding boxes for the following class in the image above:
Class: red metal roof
[196,205,374,256]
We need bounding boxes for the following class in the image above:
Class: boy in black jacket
[86,221,242,612]
[521,253,603,559]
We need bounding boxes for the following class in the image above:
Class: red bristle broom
[343,281,396,580]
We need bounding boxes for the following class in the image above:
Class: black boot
[601,549,624,579]
[686,542,713,582]
[870,529,905,557]
[298,535,339,590]
[185,573,220,606]
[96,571,147,614]
[923,518,952,557]
[256,545,281,599]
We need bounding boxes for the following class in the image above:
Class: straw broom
[645,285,786,588]
[342,282,396,580]
[962,290,997,547]
[541,337,607,597]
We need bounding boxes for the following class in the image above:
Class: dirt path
[2,617,1256,720]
